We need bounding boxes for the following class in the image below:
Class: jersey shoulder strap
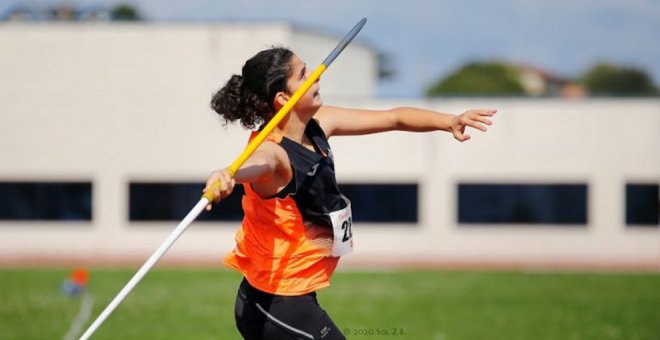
[248,130,284,144]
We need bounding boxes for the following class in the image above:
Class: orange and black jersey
[224,118,352,296]
[274,119,348,225]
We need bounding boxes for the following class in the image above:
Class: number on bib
[328,197,354,257]
[341,217,353,242]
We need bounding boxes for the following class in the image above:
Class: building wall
[329,98,659,267]
[0,24,658,268]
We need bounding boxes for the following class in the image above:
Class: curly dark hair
[211,47,294,130]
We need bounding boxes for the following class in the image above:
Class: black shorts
[234,278,346,340]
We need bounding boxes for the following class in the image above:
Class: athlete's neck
[275,110,314,144]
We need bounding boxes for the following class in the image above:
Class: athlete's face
[283,54,322,112]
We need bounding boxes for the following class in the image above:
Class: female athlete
[204,47,495,340]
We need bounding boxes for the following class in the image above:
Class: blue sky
[4,0,660,98]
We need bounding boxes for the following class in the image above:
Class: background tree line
[425,61,658,97]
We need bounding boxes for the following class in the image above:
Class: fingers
[482,109,497,115]
[467,109,497,117]
[454,132,471,142]
[472,113,493,126]
[453,126,471,142]
[454,133,471,142]
[466,109,497,121]
[468,119,488,132]
[213,181,222,203]
[221,171,235,197]
[459,115,488,132]
[461,109,497,132]
[477,117,493,126]
[202,169,236,210]
[452,109,496,142]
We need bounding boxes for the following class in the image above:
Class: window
[129,182,244,222]
[0,181,92,221]
[339,183,418,224]
[129,182,418,224]
[458,183,587,225]
[626,184,659,226]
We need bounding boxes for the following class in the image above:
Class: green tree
[426,62,525,97]
[581,63,657,95]
[111,4,142,21]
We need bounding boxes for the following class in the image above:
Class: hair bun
[229,74,243,87]
[210,48,293,130]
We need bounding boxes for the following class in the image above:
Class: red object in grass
[71,268,89,287]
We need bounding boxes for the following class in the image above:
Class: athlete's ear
[273,91,290,110]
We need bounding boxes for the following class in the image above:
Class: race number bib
[328,197,354,257]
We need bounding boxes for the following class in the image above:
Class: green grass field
[1,268,659,340]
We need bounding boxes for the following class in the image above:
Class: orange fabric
[223,131,339,296]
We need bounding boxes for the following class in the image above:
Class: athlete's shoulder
[248,140,292,197]
[313,105,345,137]
[254,139,288,162]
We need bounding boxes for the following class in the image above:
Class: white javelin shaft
[78,197,209,340]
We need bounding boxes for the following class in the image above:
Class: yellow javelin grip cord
[202,17,366,203]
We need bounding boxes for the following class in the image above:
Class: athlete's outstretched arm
[316,105,496,142]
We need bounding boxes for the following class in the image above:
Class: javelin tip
[322,18,368,66]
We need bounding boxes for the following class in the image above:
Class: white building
[0,23,658,269]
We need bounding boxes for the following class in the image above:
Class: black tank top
[273,119,348,228]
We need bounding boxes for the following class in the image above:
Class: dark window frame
[625,183,659,227]
[128,181,420,225]
[0,181,93,222]
[457,182,588,226]
[128,182,244,223]
[338,182,419,225]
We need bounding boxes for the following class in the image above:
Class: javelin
[78,17,367,340]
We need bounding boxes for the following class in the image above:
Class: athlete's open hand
[450,109,496,142]
[203,168,236,211]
